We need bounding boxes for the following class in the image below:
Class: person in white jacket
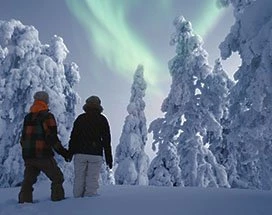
[68,96,113,197]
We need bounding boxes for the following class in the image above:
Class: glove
[106,155,113,169]
[61,149,72,162]
[54,142,71,162]
[65,151,73,162]
[107,162,113,170]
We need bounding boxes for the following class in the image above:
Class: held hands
[55,142,72,162]
[63,149,73,162]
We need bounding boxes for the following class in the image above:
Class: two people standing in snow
[67,96,113,197]
[18,91,113,203]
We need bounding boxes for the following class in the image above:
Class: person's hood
[30,100,49,113]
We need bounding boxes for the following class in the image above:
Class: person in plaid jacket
[18,91,70,203]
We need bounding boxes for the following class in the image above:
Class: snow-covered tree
[147,128,182,186]
[203,59,234,165]
[217,0,272,190]
[0,20,80,187]
[114,65,149,185]
[147,31,185,187]
[164,16,229,188]
[148,17,229,188]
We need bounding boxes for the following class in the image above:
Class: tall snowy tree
[114,65,149,185]
[153,16,229,188]
[147,127,182,186]
[0,20,80,187]
[217,0,272,190]
[202,59,234,165]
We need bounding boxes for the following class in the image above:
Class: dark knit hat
[33,91,49,104]
[83,95,103,112]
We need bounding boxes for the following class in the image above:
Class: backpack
[21,111,54,159]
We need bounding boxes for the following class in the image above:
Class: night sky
[0,0,240,156]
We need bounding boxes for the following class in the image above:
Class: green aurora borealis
[65,0,224,93]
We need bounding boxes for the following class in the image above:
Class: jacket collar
[30,100,49,113]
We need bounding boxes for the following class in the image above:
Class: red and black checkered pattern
[20,110,65,159]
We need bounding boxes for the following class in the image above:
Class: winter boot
[18,188,33,203]
[51,183,65,201]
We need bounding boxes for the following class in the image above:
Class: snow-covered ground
[0,181,272,215]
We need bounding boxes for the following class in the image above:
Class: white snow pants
[73,154,103,198]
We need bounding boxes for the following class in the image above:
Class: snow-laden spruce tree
[165,16,229,188]
[217,0,272,190]
[114,65,149,185]
[0,20,80,187]
[202,59,234,165]
[147,21,186,186]
[147,126,182,186]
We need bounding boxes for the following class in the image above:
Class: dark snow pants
[18,157,64,203]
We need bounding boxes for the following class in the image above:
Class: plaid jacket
[20,110,66,159]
